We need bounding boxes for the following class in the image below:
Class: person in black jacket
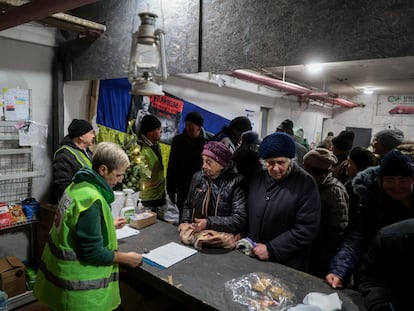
[179,141,246,234]
[50,119,95,204]
[326,149,414,289]
[358,219,414,311]
[167,111,212,217]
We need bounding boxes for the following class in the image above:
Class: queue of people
[43,113,413,311]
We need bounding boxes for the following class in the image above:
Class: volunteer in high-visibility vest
[34,142,143,311]
[50,119,95,204]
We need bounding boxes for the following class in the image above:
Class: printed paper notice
[3,88,30,121]
[143,242,197,269]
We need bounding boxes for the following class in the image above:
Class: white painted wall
[165,73,333,146]
[0,27,55,203]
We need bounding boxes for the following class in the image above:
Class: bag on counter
[179,223,240,250]
[224,272,296,311]
[156,194,179,224]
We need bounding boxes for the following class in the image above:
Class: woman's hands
[114,217,127,229]
[326,273,344,288]
[114,251,143,268]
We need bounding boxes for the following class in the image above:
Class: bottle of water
[0,290,8,311]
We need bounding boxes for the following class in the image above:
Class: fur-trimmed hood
[352,165,380,198]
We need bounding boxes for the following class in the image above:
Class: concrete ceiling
[261,56,414,97]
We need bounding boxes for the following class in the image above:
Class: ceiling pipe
[232,69,358,108]
[0,0,98,31]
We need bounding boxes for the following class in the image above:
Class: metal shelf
[8,291,37,310]
[0,148,32,155]
[0,171,44,182]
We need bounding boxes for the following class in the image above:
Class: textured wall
[66,0,414,80]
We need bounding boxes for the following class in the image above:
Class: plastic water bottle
[0,290,8,311]
[120,189,135,223]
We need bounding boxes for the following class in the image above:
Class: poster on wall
[129,94,184,144]
[3,88,30,121]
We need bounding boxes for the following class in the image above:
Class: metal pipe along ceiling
[232,69,358,108]
[0,0,99,32]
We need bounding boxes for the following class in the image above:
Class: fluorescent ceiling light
[306,63,323,73]
[363,88,374,94]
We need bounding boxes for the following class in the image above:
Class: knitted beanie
[140,115,161,134]
[68,119,93,138]
[374,129,404,150]
[303,148,338,170]
[241,131,261,145]
[332,130,355,151]
[349,147,378,171]
[185,111,204,126]
[380,149,414,177]
[230,116,252,133]
[259,132,296,159]
[276,119,294,135]
[202,141,232,167]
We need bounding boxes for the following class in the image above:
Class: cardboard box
[129,211,157,229]
[0,256,26,297]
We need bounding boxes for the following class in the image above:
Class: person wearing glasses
[246,132,321,272]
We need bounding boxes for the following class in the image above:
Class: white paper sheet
[116,225,140,240]
[143,242,197,268]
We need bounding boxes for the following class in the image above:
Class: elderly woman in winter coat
[247,132,321,273]
[326,149,414,289]
[179,141,247,247]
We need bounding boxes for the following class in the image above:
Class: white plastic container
[111,191,125,219]
[120,189,135,223]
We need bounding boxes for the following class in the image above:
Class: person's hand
[114,251,143,268]
[114,217,126,229]
[192,218,207,233]
[178,223,191,233]
[252,243,270,260]
[326,273,343,288]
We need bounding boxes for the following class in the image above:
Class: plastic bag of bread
[224,272,295,311]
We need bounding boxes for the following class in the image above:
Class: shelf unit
[0,121,39,309]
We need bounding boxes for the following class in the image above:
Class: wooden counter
[118,221,366,311]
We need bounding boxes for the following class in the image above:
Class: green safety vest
[140,142,166,201]
[33,182,119,311]
[54,145,92,168]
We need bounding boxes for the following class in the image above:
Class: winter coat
[310,173,348,278]
[181,162,247,234]
[232,144,263,183]
[247,164,321,272]
[166,128,211,212]
[212,126,239,153]
[358,219,414,311]
[328,166,414,284]
[50,135,93,204]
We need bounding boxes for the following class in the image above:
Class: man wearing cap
[371,128,404,159]
[167,111,213,217]
[303,148,349,278]
[247,132,321,272]
[138,114,166,210]
[331,130,355,184]
[179,141,246,235]
[51,119,95,204]
[212,116,252,153]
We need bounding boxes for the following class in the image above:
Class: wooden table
[118,221,366,311]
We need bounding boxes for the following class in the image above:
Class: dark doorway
[346,127,372,148]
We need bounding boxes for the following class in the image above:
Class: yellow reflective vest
[33,182,119,311]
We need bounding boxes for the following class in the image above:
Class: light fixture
[305,63,323,73]
[363,88,374,95]
[128,12,167,96]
